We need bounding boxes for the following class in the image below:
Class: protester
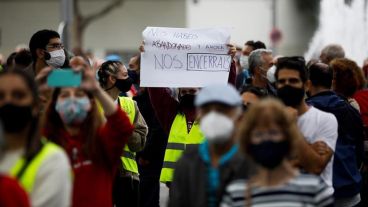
[236,41,266,89]
[330,58,362,111]
[0,174,31,207]
[275,56,338,196]
[0,53,4,66]
[140,43,237,188]
[41,66,134,207]
[128,54,168,207]
[248,49,277,95]
[0,120,31,207]
[306,62,364,206]
[28,29,69,76]
[240,86,267,111]
[97,60,148,207]
[362,58,368,80]
[6,52,17,70]
[0,69,72,207]
[14,50,33,70]
[221,98,334,207]
[320,44,345,64]
[169,84,253,207]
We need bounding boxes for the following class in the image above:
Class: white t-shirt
[297,106,338,195]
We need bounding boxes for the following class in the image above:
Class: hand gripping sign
[140,27,231,87]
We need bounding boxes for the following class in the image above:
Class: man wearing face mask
[236,40,266,89]
[97,60,148,207]
[127,54,169,207]
[169,84,253,207]
[145,44,237,189]
[248,49,277,96]
[27,29,69,77]
[306,63,364,207]
[275,57,338,196]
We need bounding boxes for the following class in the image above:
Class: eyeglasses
[46,43,64,50]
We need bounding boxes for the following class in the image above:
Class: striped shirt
[220,174,334,207]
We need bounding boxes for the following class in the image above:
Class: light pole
[60,0,74,50]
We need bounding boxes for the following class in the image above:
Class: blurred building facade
[0,0,316,60]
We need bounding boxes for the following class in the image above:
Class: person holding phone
[0,69,72,207]
[97,60,148,207]
[41,65,134,207]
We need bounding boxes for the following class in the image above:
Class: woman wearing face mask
[42,67,134,207]
[97,60,148,207]
[0,117,31,207]
[0,70,72,207]
[221,99,334,207]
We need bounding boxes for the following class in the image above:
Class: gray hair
[249,49,273,74]
[320,44,345,64]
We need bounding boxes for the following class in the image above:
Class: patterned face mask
[55,97,91,125]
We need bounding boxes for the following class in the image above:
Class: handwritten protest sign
[140,27,231,87]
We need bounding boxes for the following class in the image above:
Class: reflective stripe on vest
[160,114,205,183]
[9,142,63,193]
[118,97,139,174]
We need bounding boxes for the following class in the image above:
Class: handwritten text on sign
[140,27,231,87]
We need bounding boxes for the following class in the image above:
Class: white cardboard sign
[140,27,231,87]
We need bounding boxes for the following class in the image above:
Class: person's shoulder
[290,173,329,191]
[42,143,70,169]
[310,106,337,124]
[225,179,247,193]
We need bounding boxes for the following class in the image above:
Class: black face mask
[277,85,305,107]
[249,140,290,169]
[0,103,33,133]
[115,77,133,92]
[179,94,195,109]
[128,70,140,85]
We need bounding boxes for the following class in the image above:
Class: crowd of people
[0,29,367,207]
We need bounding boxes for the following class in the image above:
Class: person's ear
[32,105,39,117]
[305,80,312,91]
[36,48,45,59]
[108,75,116,85]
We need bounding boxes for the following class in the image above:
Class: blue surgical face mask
[55,97,91,125]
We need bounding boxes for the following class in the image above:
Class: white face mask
[239,55,249,69]
[267,65,277,83]
[46,49,66,68]
[200,111,235,144]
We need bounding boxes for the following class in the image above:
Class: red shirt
[44,107,133,207]
[0,175,30,207]
[354,90,368,126]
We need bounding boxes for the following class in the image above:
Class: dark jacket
[134,89,168,170]
[168,145,254,207]
[307,91,364,198]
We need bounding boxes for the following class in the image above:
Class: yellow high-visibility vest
[117,97,139,174]
[9,141,63,193]
[160,114,205,183]
[97,97,139,174]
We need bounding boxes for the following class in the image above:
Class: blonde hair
[237,98,302,158]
